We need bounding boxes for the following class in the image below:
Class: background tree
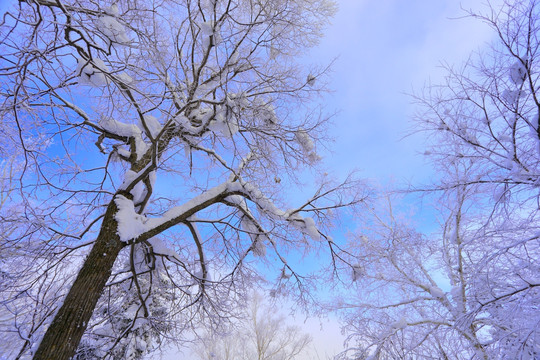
[334,188,495,360]
[335,0,540,359]
[0,0,367,358]
[193,292,312,360]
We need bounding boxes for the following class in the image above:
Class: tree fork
[33,200,126,360]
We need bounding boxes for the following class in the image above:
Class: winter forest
[0,0,538,359]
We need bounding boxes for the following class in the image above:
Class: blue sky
[315,0,497,184]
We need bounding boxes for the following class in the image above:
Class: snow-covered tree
[335,0,540,359]
[193,292,312,360]
[0,0,367,358]
[335,189,496,359]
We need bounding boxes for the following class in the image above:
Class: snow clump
[98,116,148,159]
[257,103,278,125]
[117,72,133,84]
[208,105,239,137]
[351,264,363,282]
[200,21,222,48]
[99,116,140,138]
[501,89,526,104]
[114,195,148,242]
[391,317,407,329]
[76,57,110,87]
[241,216,268,257]
[509,59,527,86]
[97,5,130,44]
[140,114,162,138]
[120,170,146,204]
[295,128,321,163]
[280,266,292,279]
[429,286,445,298]
[286,211,321,241]
[146,237,180,259]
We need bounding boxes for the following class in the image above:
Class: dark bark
[32,179,231,359]
[33,200,125,360]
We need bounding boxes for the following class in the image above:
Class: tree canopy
[0,0,367,358]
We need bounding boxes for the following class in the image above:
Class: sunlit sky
[156,0,502,359]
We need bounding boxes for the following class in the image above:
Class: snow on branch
[114,177,354,246]
[76,57,110,87]
[114,181,231,242]
[98,116,149,160]
[97,14,130,44]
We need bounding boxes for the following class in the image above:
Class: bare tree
[0,0,367,358]
[193,292,312,360]
[335,0,540,359]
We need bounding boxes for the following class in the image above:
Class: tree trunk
[34,200,125,360]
